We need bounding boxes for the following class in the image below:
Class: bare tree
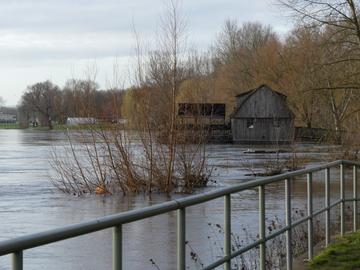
[279,27,324,128]
[20,80,61,129]
[281,0,360,41]
[214,20,276,66]
[280,1,360,82]
[211,20,281,116]
[159,0,186,192]
[280,0,360,75]
[280,0,360,143]
[51,0,211,195]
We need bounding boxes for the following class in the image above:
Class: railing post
[177,208,186,270]
[224,194,231,270]
[259,185,266,270]
[285,178,292,270]
[354,165,358,232]
[12,251,23,270]
[113,225,122,270]
[307,172,313,261]
[340,164,345,236]
[325,168,330,247]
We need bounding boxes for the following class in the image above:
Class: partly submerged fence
[0,160,359,270]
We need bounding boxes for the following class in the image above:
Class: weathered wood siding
[231,85,294,143]
[235,86,292,118]
[231,118,294,143]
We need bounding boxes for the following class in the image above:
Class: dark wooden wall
[231,118,294,143]
[232,86,294,143]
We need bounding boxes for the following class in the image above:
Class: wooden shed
[231,85,294,144]
[177,103,231,143]
[177,103,226,127]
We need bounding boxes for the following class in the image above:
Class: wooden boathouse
[230,85,294,144]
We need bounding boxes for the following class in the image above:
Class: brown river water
[0,129,354,269]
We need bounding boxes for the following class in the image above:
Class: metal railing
[0,160,359,270]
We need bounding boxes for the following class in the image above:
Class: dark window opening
[247,118,254,129]
[178,103,226,118]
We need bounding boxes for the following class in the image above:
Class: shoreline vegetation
[50,122,211,195]
[49,1,212,196]
[5,0,360,195]
[13,1,360,149]
[0,123,20,129]
[309,231,360,270]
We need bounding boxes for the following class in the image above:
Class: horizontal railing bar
[312,199,343,218]
[208,198,346,267]
[204,220,318,270]
[344,198,360,202]
[203,198,345,270]
[290,199,343,229]
[266,226,289,241]
[0,160,358,256]
[291,215,309,228]
[262,199,343,246]
[204,219,319,270]
[203,239,263,270]
[202,254,230,270]
[174,160,359,209]
[0,200,180,255]
[204,162,359,270]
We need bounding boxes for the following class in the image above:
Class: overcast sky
[0,0,291,106]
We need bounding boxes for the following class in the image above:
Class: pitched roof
[235,84,287,98]
[230,84,292,118]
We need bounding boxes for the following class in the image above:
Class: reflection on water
[0,130,353,269]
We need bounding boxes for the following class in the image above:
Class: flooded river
[0,129,353,269]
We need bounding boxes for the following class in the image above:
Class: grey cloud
[0,0,160,33]
[0,0,291,105]
[0,0,291,67]
[0,31,134,63]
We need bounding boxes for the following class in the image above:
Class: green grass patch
[0,123,20,129]
[53,124,70,130]
[309,231,360,270]
[53,124,102,130]
[53,123,123,131]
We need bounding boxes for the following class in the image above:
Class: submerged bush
[51,123,211,195]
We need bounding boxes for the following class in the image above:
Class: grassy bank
[309,231,360,269]
[53,124,108,130]
[0,124,80,130]
[0,123,20,129]
[0,124,109,130]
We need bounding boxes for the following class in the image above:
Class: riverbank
[0,124,96,130]
[0,123,20,129]
[308,231,360,269]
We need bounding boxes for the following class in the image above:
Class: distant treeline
[18,1,360,146]
[18,79,123,129]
